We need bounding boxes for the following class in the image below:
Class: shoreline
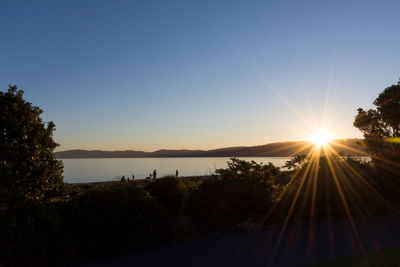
[66,175,212,185]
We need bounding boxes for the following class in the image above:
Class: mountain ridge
[54,139,366,158]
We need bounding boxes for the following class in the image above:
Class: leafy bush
[216,158,280,180]
[184,159,279,231]
[283,154,307,171]
[2,156,399,266]
[63,183,173,262]
[1,183,174,265]
[145,176,187,215]
[276,155,397,222]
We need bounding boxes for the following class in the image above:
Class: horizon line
[55,138,362,153]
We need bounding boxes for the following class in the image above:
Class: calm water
[62,157,292,183]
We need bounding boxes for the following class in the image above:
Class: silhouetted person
[153,169,157,180]
[176,169,179,177]
[120,175,126,182]
[132,174,135,180]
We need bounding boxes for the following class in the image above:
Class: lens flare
[310,130,332,146]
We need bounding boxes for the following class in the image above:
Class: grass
[311,247,400,267]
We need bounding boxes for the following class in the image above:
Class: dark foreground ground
[78,216,400,267]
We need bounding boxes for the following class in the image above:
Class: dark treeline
[1,156,399,266]
[0,80,399,266]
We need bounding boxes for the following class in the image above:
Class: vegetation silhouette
[0,81,399,266]
[353,79,400,201]
[185,159,280,231]
[0,85,64,206]
[354,79,400,162]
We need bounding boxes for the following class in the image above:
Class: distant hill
[55,139,366,158]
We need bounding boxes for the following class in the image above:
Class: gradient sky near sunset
[1,0,399,151]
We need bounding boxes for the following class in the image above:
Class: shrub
[184,159,279,231]
[145,176,187,215]
[276,155,397,222]
[1,183,174,265]
[216,158,280,181]
[62,183,174,262]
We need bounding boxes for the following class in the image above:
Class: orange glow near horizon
[309,129,333,147]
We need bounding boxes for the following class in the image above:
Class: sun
[310,130,333,146]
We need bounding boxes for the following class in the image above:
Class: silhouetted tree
[0,85,64,205]
[216,158,280,180]
[283,154,307,171]
[374,81,400,137]
[354,79,400,161]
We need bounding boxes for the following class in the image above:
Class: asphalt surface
[80,216,400,267]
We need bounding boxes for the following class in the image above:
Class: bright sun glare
[310,130,333,146]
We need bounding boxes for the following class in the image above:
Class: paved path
[81,216,400,267]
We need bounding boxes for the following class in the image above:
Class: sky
[1,0,399,151]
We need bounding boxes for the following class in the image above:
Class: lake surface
[62,157,292,183]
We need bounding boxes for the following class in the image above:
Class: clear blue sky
[1,0,399,151]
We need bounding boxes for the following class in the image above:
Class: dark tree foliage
[374,81,400,137]
[354,80,400,161]
[215,158,280,180]
[283,154,307,171]
[145,176,186,215]
[185,159,280,230]
[278,155,394,222]
[1,183,174,265]
[0,85,64,204]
